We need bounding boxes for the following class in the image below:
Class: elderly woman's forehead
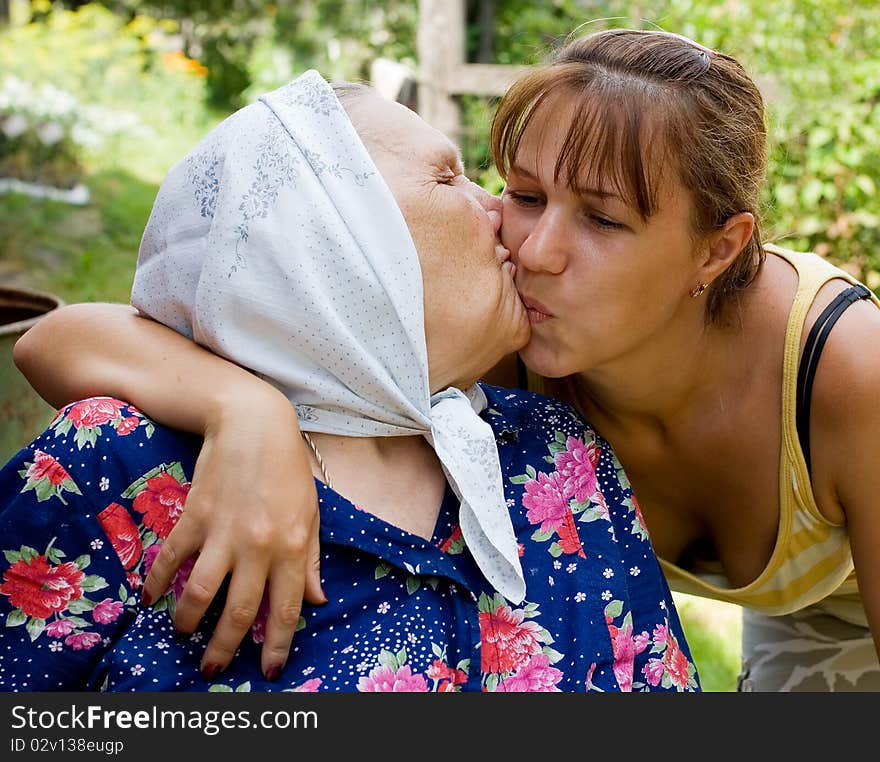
[363,99,460,163]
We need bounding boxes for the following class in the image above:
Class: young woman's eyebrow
[509,162,622,201]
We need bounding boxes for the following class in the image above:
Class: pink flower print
[126,572,143,590]
[116,417,140,436]
[98,502,142,570]
[250,593,270,644]
[556,508,586,558]
[66,398,126,429]
[357,664,429,692]
[93,598,123,624]
[652,623,670,647]
[522,471,569,533]
[292,678,322,692]
[142,544,162,576]
[0,555,84,619]
[643,658,666,687]
[169,555,197,601]
[426,659,468,686]
[652,625,692,690]
[585,662,597,690]
[554,436,601,504]
[609,621,650,691]
[45,619,77,638]
[630,495,648,533]
[497,654,563,692]
[133,472,190,540]
[438,526,464,554]
[65,631,101,651]
[479,604,543,674]
[591,489,610,521]
[26,450,72,487]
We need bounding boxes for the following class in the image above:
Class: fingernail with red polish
[140,589,153,607]
[201,663,221,682]
[265,665,283,683]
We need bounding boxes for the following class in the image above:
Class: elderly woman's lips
[521,296,552,324]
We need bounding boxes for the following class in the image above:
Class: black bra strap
[796,283,872,475]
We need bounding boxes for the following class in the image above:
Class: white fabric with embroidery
[130,70,525,603]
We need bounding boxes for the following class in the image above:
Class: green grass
[674,593,742,692]
[0,170,156,303]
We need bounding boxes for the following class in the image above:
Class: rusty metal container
[0,286,64,463]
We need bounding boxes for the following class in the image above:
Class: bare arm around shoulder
[810,295,880,658]
[14,302,325,680]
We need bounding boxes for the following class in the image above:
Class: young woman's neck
[572,303,749,431]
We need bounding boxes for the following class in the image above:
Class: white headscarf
[131,70,525,603]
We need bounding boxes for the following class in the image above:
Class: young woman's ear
[700,212,755,281]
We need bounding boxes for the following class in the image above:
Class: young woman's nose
[516,210,566,274]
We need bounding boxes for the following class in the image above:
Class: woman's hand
[14,302,326,681]
[141,387,327,681]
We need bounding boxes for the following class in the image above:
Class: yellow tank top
[531,244,880,626]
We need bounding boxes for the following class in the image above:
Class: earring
[689,282,708,298]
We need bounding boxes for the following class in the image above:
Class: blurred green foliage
[9,0,874,283]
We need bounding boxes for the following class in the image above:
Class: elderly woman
[0,71,698,692]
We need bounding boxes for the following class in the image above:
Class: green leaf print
[80,575,108,592]
[26,617,45,641]
[53,417,73,438]
[6,610,26,627]
[73,425,99,450]
[543,647,564,664]
[33,479,56,502]
[378,649,399,671]
[67,598,95,614]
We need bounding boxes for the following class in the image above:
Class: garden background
[1,0,879,692]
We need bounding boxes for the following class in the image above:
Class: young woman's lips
[521,295,552,324]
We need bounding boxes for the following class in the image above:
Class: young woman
[15,29,880,691]
[0,70,697,692]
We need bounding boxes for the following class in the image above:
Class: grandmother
[0,71,698,691]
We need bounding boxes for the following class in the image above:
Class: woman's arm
[14,302,325,680]
[811,299,880,658]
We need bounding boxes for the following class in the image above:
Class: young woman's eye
[589,214,624,230]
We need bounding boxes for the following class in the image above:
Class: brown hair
[491,28,768,322]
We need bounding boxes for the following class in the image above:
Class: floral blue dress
[0,386,700,692]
